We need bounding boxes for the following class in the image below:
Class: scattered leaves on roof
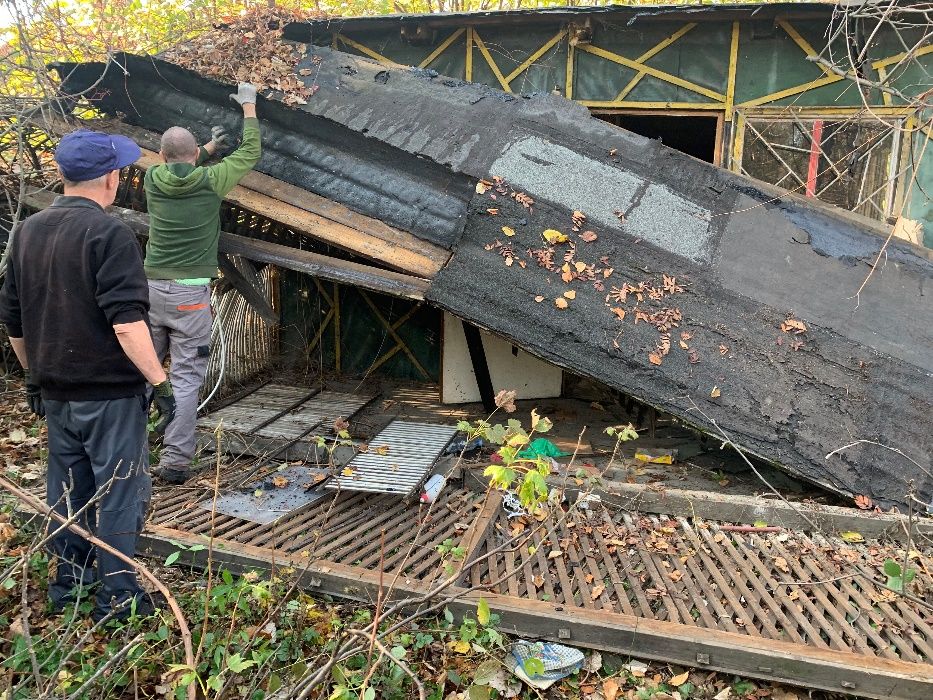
[571,210,587,231]
[579,230,598,243]
[555,297,569,309]
[501,226,515,237]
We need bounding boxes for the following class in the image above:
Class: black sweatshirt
[0,196,149,400]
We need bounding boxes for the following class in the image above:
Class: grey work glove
[150,380,176,435]
[229,82,257,106]
[23,370,44,417]
[210,125,230,149]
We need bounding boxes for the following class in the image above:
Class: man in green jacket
[144,82,261,484]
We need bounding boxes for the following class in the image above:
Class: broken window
[737,116,902,222]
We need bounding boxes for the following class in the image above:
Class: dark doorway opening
[594,112,720,164]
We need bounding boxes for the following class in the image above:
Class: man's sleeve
[206,117,261,199]
[94,221,150,326]
[0,228,23,337]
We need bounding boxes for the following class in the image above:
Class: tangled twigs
[0,474,198,700]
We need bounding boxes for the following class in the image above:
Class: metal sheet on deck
[328,421,458,495]
[198,384,315,433]
[199,466,330,524]
[255,392,374,439]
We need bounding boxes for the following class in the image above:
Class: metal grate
[464,503,933,663]
[326,420,459,496]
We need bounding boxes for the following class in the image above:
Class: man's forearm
[113,321,167,385]
[8,336,27,369]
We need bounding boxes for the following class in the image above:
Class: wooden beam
[139,523,933,700]
[614,23,698,102]
[418,27,466,69]
[737,74,843,108]
[23,191,429,301]
[725,21,740,121]
[38,117,449,279]
[132,150,448,279]
[586,480,933,544]
[216,254,278,326]
[777,20,835,78]
[577,43,727,102]
[504,30,567,85]
[472,31,511,93]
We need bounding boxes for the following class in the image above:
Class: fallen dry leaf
[669,671,690,687]
[501,226,515,237]
[547,550,563,559]
[534,295,545,303]
[590,584,605,600]
[543,229,569,244]
[603,678,620,700]
[574,261,587,273]
[555,297,569,309]
[563,290,576,300]
[271,475,289,489]
[603,267,613,278]
[611,307,626,321]
[486,208,499,215]
[854,494,873,510]
[781,317,807,334]
[579,230,598,243]
[648,352,663,366]
[775,556,790,573]
[710,386,721,398]
[476,180,492,194]
[719,344,729,356]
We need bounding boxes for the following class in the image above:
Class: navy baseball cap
[55,130,142,182]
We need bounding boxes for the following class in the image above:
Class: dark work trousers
[44,396,151,617]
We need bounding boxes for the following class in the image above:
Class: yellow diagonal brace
[578,43,726,102]
[725,21,740,121]
[473,31,511,92]
[419,27,466,69]
[871,43,933,70]
[504,30,568,84]
[337,35,398,67]
[737,74,843,108]
[615,23,697,101]
[360,292,430,379]
[777,20,834,77]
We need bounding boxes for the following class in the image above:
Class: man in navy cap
[0,130,176,621]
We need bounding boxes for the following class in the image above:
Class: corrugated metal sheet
[328,420,458,496]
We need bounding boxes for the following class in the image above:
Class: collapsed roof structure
[54,17,931,509]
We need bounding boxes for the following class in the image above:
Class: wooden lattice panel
[465,504,933,663]
[149,485,484,580]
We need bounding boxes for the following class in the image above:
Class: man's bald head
[160,127,199,163]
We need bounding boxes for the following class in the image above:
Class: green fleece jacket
[144,117,261,279]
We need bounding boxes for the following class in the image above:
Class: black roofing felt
[282,2,843,38]
[58,47,932,507]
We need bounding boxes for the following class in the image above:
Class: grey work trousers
[148,280,212,472]
[45,396,151,616]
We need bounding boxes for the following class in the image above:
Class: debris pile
[161,6,322,105]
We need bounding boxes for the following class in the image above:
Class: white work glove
[210,125,230,149]
[229,82,257,106]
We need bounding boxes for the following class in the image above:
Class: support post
[461,321,495,413]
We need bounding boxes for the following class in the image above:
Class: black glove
[24,370,44,417]
[151,380,176,435]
